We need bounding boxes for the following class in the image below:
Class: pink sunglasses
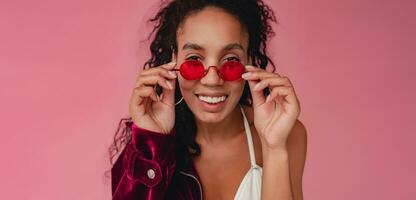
[172,60,246,81]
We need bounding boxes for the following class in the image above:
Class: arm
[286,120,307,199]
[261,119,307,200]
[111,123,176,200]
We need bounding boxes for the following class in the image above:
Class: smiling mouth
[195,94,228,104]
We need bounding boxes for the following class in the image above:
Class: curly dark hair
[108,0,278,172]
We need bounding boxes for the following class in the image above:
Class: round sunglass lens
[180,60,205,80]
[220,61,245,81]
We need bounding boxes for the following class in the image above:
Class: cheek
[236,81,246,92]
[229,81,246,98]
[177,77,195,96]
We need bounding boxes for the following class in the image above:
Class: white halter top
[233,106,263,200]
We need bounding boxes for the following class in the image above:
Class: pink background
[1,0,414,199]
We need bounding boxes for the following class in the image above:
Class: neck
[195,105,245,144]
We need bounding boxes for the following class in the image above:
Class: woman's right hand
[128,61,177,134]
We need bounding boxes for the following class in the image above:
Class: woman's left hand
[242,65,301,150]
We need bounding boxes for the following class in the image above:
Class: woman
[110,0,307,199]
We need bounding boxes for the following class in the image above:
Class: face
[174,6,249,123]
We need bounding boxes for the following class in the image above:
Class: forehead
[177,6,248,50]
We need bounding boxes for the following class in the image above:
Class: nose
[200,65,224,86]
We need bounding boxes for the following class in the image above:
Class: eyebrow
[182,42,245,52]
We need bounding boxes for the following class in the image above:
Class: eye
[186,55,202,61]
[224,56,240,62]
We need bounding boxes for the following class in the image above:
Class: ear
[172,53,176,62]
[171,46,177,63]
[246,55,252,65]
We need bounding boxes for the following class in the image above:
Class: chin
[194,111,227,124]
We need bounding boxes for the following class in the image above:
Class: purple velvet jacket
[111,123,203,200]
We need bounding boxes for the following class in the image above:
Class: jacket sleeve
[111,123,176,200]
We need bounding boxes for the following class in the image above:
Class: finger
[247,79,266,107]
[160,78,176,106]
[161,61,177,69]
[252,77,293,92]
[155,68,177,80]
[135,75,174,91]
[245,65,282,74]
[265,86,298,107]
[242,70,281,81]
[134,86,159,104]
[139,64,177,79]
[139,70,177,83]
[245,65,283,76]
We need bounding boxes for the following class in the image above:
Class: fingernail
[241,72,251,79]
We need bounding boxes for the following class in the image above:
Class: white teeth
[198,95,227,104]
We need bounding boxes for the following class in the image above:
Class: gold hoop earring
[175,97,184,106]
